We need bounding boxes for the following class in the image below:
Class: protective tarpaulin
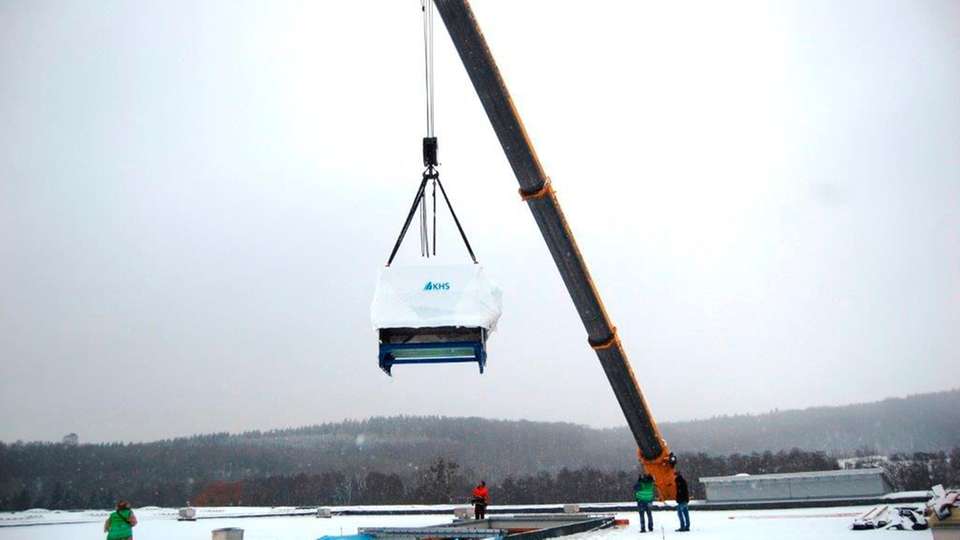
[371,265,502,332]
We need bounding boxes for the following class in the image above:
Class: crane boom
[433,0,678,499]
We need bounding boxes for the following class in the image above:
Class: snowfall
[0,502,936,540]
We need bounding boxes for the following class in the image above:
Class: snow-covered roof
[0,503,927,540]
[701,468,886,483]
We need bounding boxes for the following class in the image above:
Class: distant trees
[193,481,243,506]
[494,468,632,504]
[361,472,406,505]
[661,389,960,455]
[412,457,469,504]
[3,446,956,510]
[10,489,31,511]
[2,401,959,511]
[241,472,348,506]
[885,451,956,491]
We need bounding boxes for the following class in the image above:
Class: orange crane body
[432,0,678,500]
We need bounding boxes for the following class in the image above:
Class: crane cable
[420,0,435,257]
[423,0,435,139]
[384,0,478,267]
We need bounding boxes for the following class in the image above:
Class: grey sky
[1,0,957,443]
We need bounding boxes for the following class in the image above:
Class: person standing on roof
[471,480,489,520]
[103,500,137,540]
[675,472,690,532]
[633,473,655,532]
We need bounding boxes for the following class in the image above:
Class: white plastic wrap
[371,264,502,332]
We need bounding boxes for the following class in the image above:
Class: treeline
[4,390,954,493]
[3,448,959,511]
[0,416,639,499]
[2,390,957,511]
[886,451,960,495]
[661,389,960,454]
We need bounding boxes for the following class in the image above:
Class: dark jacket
[675,474,689,504]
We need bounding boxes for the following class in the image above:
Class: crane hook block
[423,137,438,167]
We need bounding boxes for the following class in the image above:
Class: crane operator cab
[371,265,502,375]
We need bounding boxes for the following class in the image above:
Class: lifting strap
[385,0,477,267]
[386,168,478,266]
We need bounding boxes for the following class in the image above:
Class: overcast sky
[1,0,958,443]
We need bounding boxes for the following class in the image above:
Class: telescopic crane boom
[432,0,678,499]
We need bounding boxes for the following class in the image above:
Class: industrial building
[701,468,893,502]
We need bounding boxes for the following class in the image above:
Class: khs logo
[423,281,451,291]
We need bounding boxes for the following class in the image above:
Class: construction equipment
[927,485,960,532]
[431,0,678,499]
[372,264,501,375]
[372,0,502,376]
[852,505,929,531]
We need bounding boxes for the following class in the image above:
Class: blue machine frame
[378,339,487,375]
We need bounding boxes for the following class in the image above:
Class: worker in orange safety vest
[471,480,489,520]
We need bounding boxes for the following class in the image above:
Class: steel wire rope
[384,0,478,266]
[423,0,435,138]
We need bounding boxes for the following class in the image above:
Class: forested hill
[2,390,957,510]
[660,388,960,454]
[163,388,957,467]
[8,389,956,478]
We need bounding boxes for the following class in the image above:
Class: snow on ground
[0,505,935,540]
[582,507,932,540]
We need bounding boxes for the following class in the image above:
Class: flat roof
[701,468,886,483]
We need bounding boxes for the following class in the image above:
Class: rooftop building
[700,468,893,502]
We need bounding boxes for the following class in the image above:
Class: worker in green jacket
[633,474,655,533]
[103,500,137,540]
